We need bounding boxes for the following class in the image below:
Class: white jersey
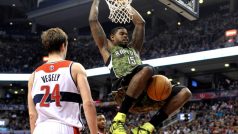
[31,60,84,131]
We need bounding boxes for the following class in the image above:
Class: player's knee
[141,66,153,77]
[181,87,192,100]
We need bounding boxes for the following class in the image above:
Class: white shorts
[33,121,80,134]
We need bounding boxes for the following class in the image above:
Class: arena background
[0,0,237,133]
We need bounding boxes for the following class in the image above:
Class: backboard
[159,0,199,21]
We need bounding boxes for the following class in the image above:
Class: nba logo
[50,65,54,71]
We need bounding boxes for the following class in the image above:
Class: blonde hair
[41,27,68,53]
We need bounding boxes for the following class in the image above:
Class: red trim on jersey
[73,127,80,134]
[36,60,72,73]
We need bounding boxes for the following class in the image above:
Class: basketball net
[105,0,133,24]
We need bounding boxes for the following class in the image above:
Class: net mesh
[105,0,133,24]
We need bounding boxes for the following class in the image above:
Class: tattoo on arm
[97,30,104,37]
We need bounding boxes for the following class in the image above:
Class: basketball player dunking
[89,0,192,133]
[27,28,98,134]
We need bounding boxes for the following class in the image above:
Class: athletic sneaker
[109,112,127,134]
[131,122,155,134]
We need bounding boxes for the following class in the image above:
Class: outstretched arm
[130,7,145,52]
[28,73,38,134]
[89,0,110,64]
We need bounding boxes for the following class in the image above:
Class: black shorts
[110,64,155,92]
[130,84,186,113]
[137,84,186,103]
[166,85,186,101]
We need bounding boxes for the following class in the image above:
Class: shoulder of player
[28,72,35,82]
[28,72,35,93]
[128,43,140,54]
[127,42,134,48]
[106,39,113,50]
[71,62,86,75]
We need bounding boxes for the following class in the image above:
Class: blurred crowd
[0,87,237,133]
[0,12,237,73]
[0,4,238,134]
[78,96,238,133]
[158,98,238,134]
[0,110,29,131]
[141,12,238,59]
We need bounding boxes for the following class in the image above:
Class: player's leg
[119,65,154,113]
[131,85,192,134]
[110,64,154,134]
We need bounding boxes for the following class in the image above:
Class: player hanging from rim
[89,0,192,133]
[28,28,98,134]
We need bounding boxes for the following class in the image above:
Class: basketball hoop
[105,0,133,24]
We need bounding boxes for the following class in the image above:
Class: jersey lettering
[41,74,61,83]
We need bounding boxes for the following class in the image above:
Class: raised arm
[89,0,110,64]
[72,63,98,134]
[28,73,38,134]
[130,7,145,52]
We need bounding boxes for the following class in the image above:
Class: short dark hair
[110,27,126,36]
[41,27,68,53]
[97,113,104,116]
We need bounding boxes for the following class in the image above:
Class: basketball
[147,75,172,101]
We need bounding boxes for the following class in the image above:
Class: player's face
[112,29,129,46]
[97,115,106,129]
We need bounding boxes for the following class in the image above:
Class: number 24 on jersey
[40,84,61,107]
